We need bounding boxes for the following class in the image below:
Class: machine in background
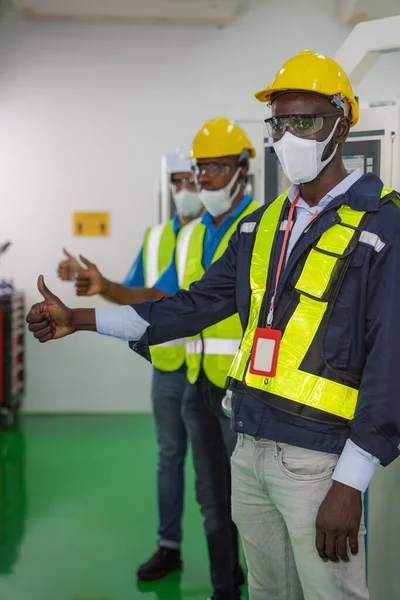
[0,242,25,430]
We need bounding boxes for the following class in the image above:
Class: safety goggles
[265,112,340,140]
[170,175,197,188]
[192,162,238,178]
[171,176,196,186]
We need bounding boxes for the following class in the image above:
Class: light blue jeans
[231,434,369,600]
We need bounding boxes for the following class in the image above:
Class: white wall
[0,0,398,413]
[358,51,400,104]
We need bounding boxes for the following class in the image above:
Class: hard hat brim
[254,87,271,103]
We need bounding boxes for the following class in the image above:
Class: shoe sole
[137,563,183,582]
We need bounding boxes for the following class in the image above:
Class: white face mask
[273,118,341,185]
[172,189,203,218]
[199,168,241,218]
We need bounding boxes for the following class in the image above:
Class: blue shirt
[123,214,182,288]
[123,246,145,287]
[155,195,254,294]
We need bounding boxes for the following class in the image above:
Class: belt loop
[238,433,244,447]
[273,442,278,460]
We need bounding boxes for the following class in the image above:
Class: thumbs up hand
[26,275,75,342]
[75,255,108,297]
[57,248,83,281]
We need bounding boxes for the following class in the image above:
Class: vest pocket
[323,249,366,371]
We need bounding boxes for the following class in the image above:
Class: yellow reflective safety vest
[142,220,185,372]
[228,188,397,424]
[177,200,259,388]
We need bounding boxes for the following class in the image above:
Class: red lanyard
[267,193,299,326]
[309,210,318,224]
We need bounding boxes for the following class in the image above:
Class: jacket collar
[287,172,383,215]
[326,173,383,213]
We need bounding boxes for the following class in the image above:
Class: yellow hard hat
[255,50,359,127]
[189,117,256,160]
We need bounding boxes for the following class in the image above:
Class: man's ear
[239,165,249,180]
[238,149,250,179]
[336,117,351,145]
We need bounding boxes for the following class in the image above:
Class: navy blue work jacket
[132,174,400,467]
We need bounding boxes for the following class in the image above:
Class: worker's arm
[101,280,166,304]
[26,276,151,341]
[26,228,240,344]
[126,227,240,351]
[100,248,180,304]
[346,229,400,469]
[314,229,400,564]
[75,255,167,304]
[314,229,400,566]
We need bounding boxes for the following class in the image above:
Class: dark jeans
[151,366,188,548]
[182,372,241,600]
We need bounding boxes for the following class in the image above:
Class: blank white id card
[249,328,282,377]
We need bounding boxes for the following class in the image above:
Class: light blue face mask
[199,168,242,217]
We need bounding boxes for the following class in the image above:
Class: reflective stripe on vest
[156,338,185,348]
[143,220,185,372]
[144,224,165,287]
[185,338,241,356]
[180,200,259,388]
[176,218,201,288]
[228,188,396,423]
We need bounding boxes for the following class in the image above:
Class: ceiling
[339,0,400,24]
[12,1,400,29]
[12,0,241,27]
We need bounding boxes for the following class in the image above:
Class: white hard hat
[166,144,194,174]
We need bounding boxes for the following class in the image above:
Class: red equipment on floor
[0,292,25,429]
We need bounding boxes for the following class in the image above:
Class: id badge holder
[249,328,282,378]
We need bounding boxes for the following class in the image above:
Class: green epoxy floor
[0,415,249,600]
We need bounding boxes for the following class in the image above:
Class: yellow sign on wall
[73,212,110,237]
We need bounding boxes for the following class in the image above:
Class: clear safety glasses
[265,113,340,141]
[170,176,197,192]
[192,162,238,178]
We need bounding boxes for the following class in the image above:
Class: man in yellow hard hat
[35,118,258,600]
[27,50,400,599]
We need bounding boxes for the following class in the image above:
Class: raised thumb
[37,275,55,301]
[79,254,94,269]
